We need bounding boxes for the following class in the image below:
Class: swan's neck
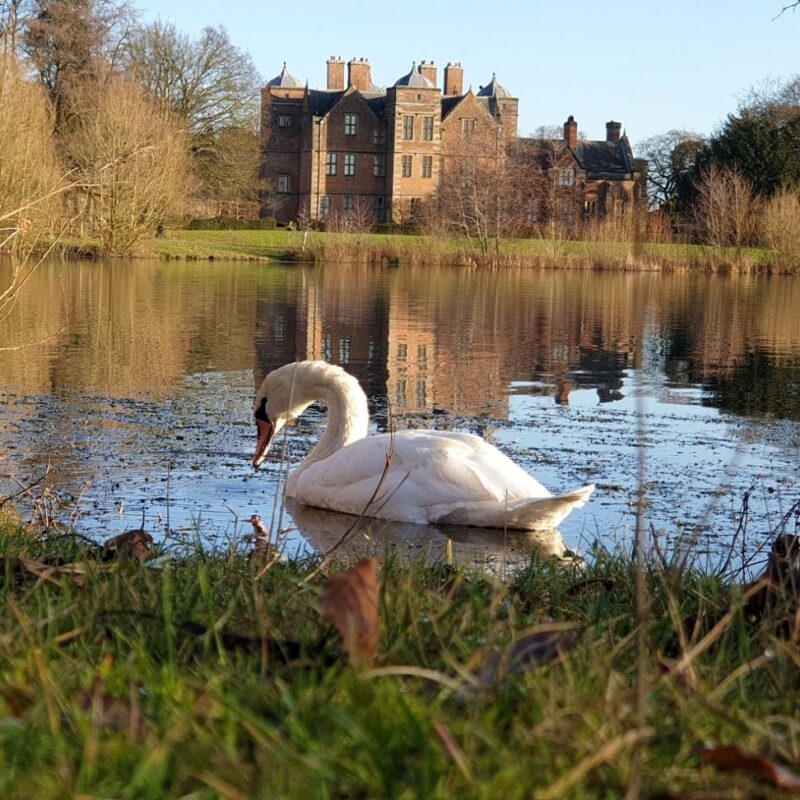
[293,368,369,483]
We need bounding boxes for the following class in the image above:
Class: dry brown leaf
[698,744,800,793]
[0,556,87,586]
[479,625,579,686]
[320,558,379,667]
[79,676,143,740]
[100,529,154,562]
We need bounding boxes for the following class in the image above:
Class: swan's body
[253,361,594,531]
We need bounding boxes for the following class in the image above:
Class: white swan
[252,361,595,531]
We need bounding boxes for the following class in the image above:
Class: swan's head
[251,362,319,469]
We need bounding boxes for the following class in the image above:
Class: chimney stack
[564,115,578,149]
[443,62,464,96]
[606,120,622,142]
[419,60,437,87]
[347,57,372,92]
[327,56,344,91]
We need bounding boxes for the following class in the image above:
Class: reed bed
[129,227,797,274]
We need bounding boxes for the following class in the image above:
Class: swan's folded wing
[293,431,553,524]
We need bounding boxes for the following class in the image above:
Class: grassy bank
[49,228,799,273]
[1,508,799,799]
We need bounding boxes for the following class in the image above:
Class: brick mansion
[260,57,646,225]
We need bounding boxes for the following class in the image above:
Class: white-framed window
[339,336,351,364]
[344,113,357,135]
[278,114,291,127]
[319,195,330,219]
[373,196,385,221]
[344,153,356,176]
[462,118,475,137]
[373,154,386,177]
[342,194,355,212]
[403,115,414,140]
[277,174,290,193]
[325,152,337,176]
[373,126,386,145]
[558,168,576,187]
[422,155,432,179]
[422,115,434,141]
[401,155,412,178]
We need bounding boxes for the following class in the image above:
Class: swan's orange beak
[252,418,275,469]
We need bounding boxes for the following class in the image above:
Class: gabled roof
[572,138,635,178]
[440,90,496,124]
[477,74,512,98]
[307,87,385,122]
[267,62,303,89]
[514,135,643,180]
[307,89,344,117]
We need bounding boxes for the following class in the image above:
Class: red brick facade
[261,59,645,224]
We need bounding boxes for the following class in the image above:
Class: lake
[1,258,798,571]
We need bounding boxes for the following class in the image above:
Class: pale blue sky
[140,0,798,147]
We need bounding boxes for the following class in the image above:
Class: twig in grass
[538,727,655,800]
[0,468,50,508]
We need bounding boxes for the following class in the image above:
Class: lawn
[0,508,798,799]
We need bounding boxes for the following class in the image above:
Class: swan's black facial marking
[252,395,275,469]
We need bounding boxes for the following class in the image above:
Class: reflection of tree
[704,351,800,421]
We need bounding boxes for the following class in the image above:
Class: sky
[139,0,799,149]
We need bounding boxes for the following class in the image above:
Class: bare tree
[64,75,191,255]
[0,0,25,55]
[124,21,261,200]
[761,188,800,261]
[125,21,260,133]
[635,129,705,211]
[0,53,63,248]
[693,164,760,249]
[22,0,136,126]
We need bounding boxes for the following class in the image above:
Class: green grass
[48,228,785,271]
[0,509,797,799]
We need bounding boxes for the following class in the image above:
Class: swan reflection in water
[284,499,580,575]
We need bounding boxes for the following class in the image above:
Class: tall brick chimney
[606,120,622,142]
[444,62,464,96]
[347,57,372,92]
[564,115,578,149]
[327,56,344,91]
[419,60,437,87]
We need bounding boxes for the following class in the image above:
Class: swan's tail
[435,484,595,531]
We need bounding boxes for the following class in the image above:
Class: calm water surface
[1,259,798,570]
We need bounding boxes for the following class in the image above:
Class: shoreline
[18,228,799,274]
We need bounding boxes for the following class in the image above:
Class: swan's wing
[293,430,551,524]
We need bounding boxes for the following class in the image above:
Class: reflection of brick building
[261,57,646,224]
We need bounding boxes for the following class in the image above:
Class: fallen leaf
[698,744,800,793]
[479,625,579,686]
[100,529,154,562]
[79,676,143,741]
[320,558,379,667]
[0,556,87,586]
